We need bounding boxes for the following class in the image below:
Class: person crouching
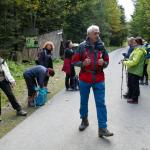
[23,65,55,107]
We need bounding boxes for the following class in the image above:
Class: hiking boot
[127,99,138,104]
[17,110,27,116]
[66,87,72,91]
[99,128,114,138]
[145,80,149,85]
[139,80,144,85]
[79,118,89,131]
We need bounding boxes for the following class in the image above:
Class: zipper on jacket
[92,49,98,83]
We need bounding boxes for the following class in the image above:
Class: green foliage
[0,0,128,50]
[7,60,33,79]
[53,58,63,64]
[63,0,128,46]
[109,5,128,46]
[130,0,150,41]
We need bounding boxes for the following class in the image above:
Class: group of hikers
[0,41,55,116]
[0,24,150,138]
[122,37,150,104]
[62,26,150,137]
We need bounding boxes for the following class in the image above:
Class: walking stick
[0,89,2,122]
[121,63,124,99]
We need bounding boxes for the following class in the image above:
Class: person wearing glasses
[72,25,113,138]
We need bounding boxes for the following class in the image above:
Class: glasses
[94,32,100,35]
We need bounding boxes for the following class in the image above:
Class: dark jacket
[145,44,150,59]
[72,38,109,83]
[64,48,74,59]
[24,65,48,88]
[123,46,134,59]
[38,48,53,68]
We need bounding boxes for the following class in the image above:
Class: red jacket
[62,48,74,75]
[62,58,71,74]
[72,38,109,83]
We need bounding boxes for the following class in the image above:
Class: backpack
[71,75,79,91]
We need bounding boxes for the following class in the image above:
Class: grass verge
[0,59,65,138]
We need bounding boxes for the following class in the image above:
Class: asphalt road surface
[0,48,150,150]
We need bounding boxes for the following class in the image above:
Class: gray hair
[87,25,100,35]
[127,37,135,41]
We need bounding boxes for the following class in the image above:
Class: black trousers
[65,74,73,89]
[141,64,148,82]
[65,65,75,89]
[127,73,140,100]
[44,76,49,87]
[0,80,21,111]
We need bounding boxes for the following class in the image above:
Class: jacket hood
[43,48,52,55]
[85,37,105,50]
[135,46,147,55]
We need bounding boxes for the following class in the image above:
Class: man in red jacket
[72,25,113,138]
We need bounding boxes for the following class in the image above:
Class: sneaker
[17,110,27,116]
[79,118,89,131]
[99,128,114,137]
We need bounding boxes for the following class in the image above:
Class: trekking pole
[124,65,128,85]
[121,62,124,99]
[0,89,2,122]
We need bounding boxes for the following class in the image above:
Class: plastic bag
[34,87,48,106]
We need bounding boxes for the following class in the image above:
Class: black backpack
[71,75,79,91]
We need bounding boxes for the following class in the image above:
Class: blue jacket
[144,44,150,59]
[24,65,47,87]
[123,46,134,59]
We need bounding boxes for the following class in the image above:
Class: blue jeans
[79,80,107,128]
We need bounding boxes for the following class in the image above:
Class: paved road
[0,48,150,150]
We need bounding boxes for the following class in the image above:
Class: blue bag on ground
[34,87,48,106]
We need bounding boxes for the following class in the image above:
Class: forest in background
[0,0,128,51]
[130,0,150,42]
[0,0,149,52]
